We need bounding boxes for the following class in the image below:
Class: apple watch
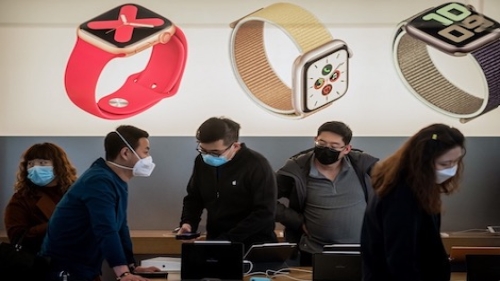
[65,3,188,120]
[393,2,500,123]
[229,2,352,119]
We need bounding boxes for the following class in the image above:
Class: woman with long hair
[4,142,77,254]
[361,124,465,281]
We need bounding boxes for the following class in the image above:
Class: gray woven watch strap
[395,32,500,122]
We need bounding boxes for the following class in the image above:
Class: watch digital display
[407,2,500,51]
[303,48,349,112]
[80,4,172,48]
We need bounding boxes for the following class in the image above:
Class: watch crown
[159,32,172,44]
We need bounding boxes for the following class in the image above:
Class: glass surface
[408,2,500,49]
[303,48,348,112]
[80,4,172,48]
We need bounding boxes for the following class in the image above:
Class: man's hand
[302,224,310,236]
[178,223,192,234]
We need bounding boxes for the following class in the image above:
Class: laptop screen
[313,252,362,281]
[244,242,297,263]
[181,241,244,281]
[466,254,500,281]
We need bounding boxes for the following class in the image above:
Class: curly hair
[14,142,78,195]
[371,124,465,214]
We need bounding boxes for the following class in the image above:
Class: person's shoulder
[244,146,272,166]
[74,165,117,190]
[349,148,377,160]
[280,149,313,170]
[7,190,29,203]
[348,149,378,167]
[380,182,416,204]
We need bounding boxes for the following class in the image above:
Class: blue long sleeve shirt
[41,158,134,280]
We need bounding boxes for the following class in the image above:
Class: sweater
[41,158,134,280]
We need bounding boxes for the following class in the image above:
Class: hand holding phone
[175,232,201,240]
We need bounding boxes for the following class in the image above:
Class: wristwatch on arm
[229,2,352,119]
[65,3,188,120]
[393,2,500,123]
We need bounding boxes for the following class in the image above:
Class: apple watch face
[406,2,500,53]
[80,4,172,48]
[303,48,349,112]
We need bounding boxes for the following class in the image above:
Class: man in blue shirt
[41,125,157,281]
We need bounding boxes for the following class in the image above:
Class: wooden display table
[441,231,500,254]
[146,269,467,281]
[2,229,499,256]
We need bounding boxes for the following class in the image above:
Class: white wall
[1,0,499,136]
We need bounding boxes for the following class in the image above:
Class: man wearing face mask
[41,125,158,281]
[275,121,378,266]
[178,117,278,251]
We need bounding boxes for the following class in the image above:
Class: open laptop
[181,241,244,281]
[466,254,500,281]
[313,247,362,281]
[323,244,361,254]
[243,242,297,272]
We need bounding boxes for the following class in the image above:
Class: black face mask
[314,146,341,165]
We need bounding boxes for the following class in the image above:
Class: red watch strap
[65,27,187,119]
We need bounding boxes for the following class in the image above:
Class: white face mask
[131,155,155,177]
[436,165,457,184]
[110,131,156,177]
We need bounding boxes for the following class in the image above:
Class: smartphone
[175,232,201,240]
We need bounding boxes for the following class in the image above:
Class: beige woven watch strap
[230,3,333,116]
[395,32,486,122]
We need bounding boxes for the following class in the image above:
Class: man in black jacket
[178,117,277,250]
[276,121,378,265]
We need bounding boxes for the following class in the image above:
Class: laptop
[243,242,297,272]
[466,254,500,281]
[313,252,362,281]
[323,244,361,254]
[140,257,181,272]
[181,241,244,281]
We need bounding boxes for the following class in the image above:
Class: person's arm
[275,172,303,231]
[4,193,47,251]
[381,187,421,280]
[118,217,135,268]
[180,162,204,232]
[216,159,277,242]
[83,176,129,270]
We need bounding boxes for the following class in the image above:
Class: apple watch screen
[80,4,172,48]
[408,2,500,48]
[303,48,349,112]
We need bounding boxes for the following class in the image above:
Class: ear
[343,144,352,154]
[118,146,129,160]
[233,142,241,149]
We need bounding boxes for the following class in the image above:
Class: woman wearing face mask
[360,124,465,281]
[4,142,77,255]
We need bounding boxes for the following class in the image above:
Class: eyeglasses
[315,140,345,152]
[196,143,233,157]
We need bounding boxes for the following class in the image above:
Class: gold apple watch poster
[0,0,499,136]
